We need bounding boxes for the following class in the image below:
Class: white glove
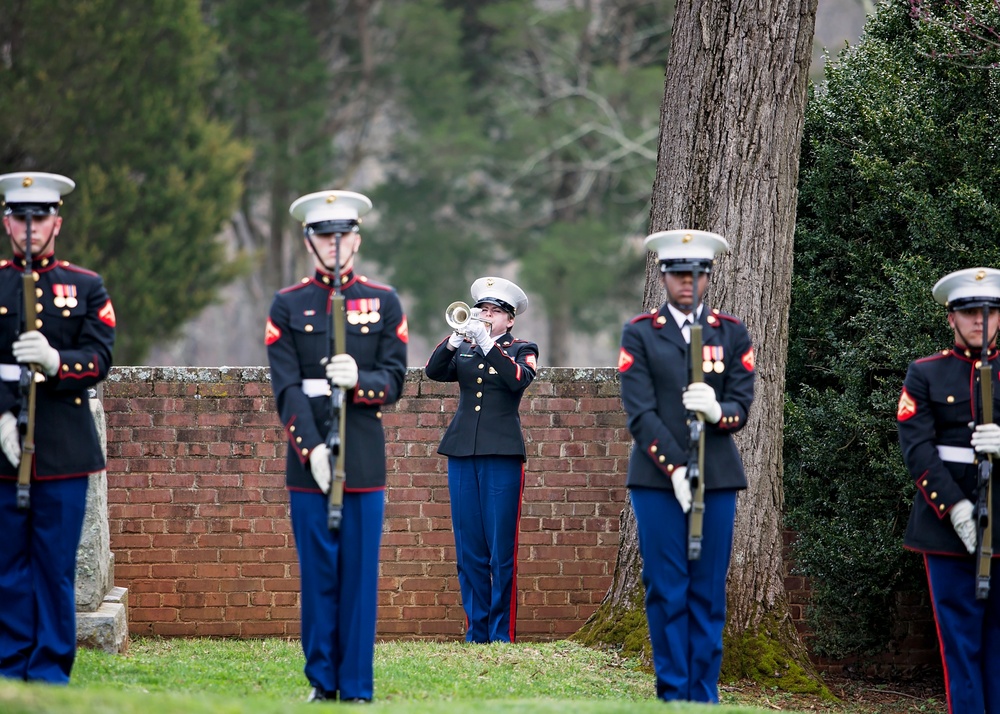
[670,466,691,514]
[0,411,20,467]
[465,319,494,353]
[949,499,977,555]
[971,423,1000,456]
[13,331,60,377]
[325,353,359,389]
[447,332,464,350]
[682,382,722,424]
[308,443,332,494]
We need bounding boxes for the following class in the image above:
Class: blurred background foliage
[0,0,251,360]
[1,0,865,366]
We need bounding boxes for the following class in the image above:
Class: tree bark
[576,0,825,692]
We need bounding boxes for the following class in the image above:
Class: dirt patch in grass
[721,676,947,713]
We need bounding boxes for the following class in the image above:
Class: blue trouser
[447,455,524,643]
[0,477,89,684]
[290,489,384,701]
[925,554,1000,714]
[631,486,737,703]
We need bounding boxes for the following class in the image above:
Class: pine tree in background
[206,0,381,296]
[369,0,666,364]
[0,0,250,363]
[785,0,1000,658]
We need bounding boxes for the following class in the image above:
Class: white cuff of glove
[13,331,60,377]
[325,354,359,389]
[971,423,1000,456]
[308,443,332,494]
[477,334,495,353]
[682,382,722,424]
[0,411,21,467]
[466,321,491,348]
[447,332,464,350]
[670,466,691,514]
[949,499,977,555]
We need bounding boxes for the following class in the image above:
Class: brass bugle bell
[445,301,490,334]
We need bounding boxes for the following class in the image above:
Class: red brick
[131,608,178,622]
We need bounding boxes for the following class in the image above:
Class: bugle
[445,301,490,335]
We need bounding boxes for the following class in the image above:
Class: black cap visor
[948,296,1000,311]
[475,297,516,316]
[5,202,58,217]
[659,258,713,274]
[308,220,359,236]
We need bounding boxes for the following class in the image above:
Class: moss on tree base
[574,594,832,701]
[721,612,833,700]
[570,588,651,664]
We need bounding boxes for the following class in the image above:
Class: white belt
[301,379,332,398]
[0,364,21,382]
[937,445,976,464]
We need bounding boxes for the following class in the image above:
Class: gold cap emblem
[21,177,33,188]
[682,233,693,243]
[976,270,987,281]
[326,195,336,203]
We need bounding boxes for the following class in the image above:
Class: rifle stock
[15,212,39,510]
[326,236,348,531]
[687,318,706,561]
[976,304,993,600]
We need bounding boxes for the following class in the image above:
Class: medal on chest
[702,345,724,374]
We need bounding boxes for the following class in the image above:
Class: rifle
[975,303,994,600]
[687,265,706,561]
[15,210,40,510]
[326,232,348,531]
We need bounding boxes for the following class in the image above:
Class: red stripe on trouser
[923,554,954,714]
[508,463,525,642]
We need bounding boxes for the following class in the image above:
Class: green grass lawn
[0,638,924,713]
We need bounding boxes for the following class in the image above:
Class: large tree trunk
[575,0,825,693]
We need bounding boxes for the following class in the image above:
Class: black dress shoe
[307,687,336,702]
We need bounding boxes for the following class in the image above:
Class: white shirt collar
[666,302,703,330]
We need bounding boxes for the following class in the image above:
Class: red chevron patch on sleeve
[98,299,116,327]
[741,347,755,372]
[526,354,536,370]
[396,315,409,343]
[618,348,635,373]
[265,318,281,346]
[897,387,917,421]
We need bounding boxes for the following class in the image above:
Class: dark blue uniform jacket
[267,270,407,492]
[0,253,115,480]
[619,304,755,491]
[424,332,538,460]
[898,346,1000,555]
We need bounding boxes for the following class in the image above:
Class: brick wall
[104,367,627,640]
[103,366,939,672]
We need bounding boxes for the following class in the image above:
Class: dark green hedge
[785,0,1000,658]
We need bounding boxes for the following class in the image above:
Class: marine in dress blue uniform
[0,172,115,684]
[425,277,538,643]
[266,190,407,703]
[618,230,754,703]
[897,268,1000,714]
